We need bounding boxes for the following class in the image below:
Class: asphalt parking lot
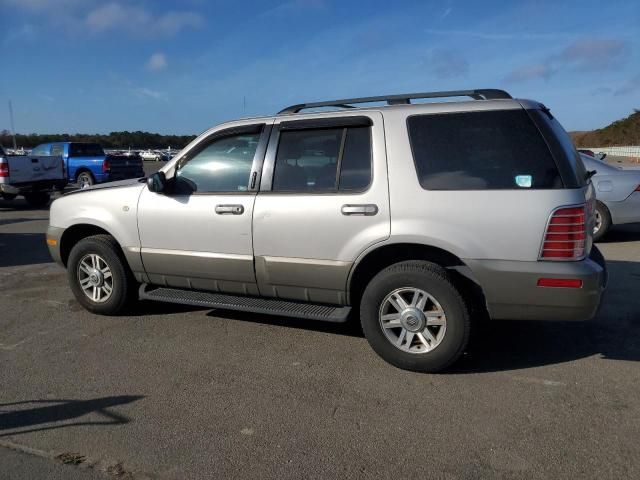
[1,180,639,479]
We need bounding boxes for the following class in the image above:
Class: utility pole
[243,96,246,114]
[8,100,17,150]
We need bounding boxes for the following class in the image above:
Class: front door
[137,123,270,295]
[252,112,390,305]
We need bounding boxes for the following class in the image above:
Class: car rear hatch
[403,102,593,263]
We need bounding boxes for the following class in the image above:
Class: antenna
[8,100,17,150]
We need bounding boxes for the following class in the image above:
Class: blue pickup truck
[31,142,144,188]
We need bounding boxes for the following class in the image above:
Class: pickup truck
[32,142,145,189]
[0,145,66,207]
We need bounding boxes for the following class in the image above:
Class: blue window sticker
[515,175,532,188]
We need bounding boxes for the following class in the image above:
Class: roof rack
[278,89,512,114]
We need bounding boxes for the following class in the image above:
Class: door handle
[341,204,378,216]
[215,204,244,215]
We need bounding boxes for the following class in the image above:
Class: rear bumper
[104,170,145,183]
[464,247,607,321]
[1,179,67,195]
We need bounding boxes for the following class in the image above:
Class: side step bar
[139,284,351,323]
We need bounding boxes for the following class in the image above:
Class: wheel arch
[75,168,95,182]
[60,223,119,267]
[347,242,488,315]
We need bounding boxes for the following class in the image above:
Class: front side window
[408,110,562,190]
[174,130,261,194]
[272,126,371,192]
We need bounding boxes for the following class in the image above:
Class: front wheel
[360,261,471,373]
[67,235,135,315]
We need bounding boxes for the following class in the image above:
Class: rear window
[407,110,562,190]
[69,143,105,157]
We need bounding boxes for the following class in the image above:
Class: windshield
[69,143,105,157]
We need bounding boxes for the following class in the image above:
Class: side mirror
[146,171,166,193]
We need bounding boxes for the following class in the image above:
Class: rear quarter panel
[382,106,588,262]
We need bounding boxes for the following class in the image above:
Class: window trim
[168,123,270,196]
[260,120,373,195]
[405,109,565,192]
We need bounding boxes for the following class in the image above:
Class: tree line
[0,130,197,149]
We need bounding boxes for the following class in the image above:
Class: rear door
[252,112,389,305]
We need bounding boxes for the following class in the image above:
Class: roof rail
[277,89,512,114]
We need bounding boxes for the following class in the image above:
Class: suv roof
[278,88,513,114]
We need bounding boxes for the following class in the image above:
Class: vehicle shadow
[597,223,640,244]
[206,308,365,338]
[451,258,640,373]
[201,259,640,372]
[0,232,52,267]
[0,395,144,437]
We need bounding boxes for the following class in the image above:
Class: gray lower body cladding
[465,249,606,321]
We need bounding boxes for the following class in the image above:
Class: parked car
[46,89,607,372]
[29,142,144,189]
[0,145,66,207]
[140,149,162,161]
[580,153,640,240]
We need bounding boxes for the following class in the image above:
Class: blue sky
[1,0,639,134]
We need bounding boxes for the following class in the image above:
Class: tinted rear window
[407,110,562,190]
[69,143,105,157]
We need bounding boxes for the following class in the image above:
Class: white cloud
[504,64,555,83]
[85,3,203,36]
[146,53,168,71]
[133,87,167,100]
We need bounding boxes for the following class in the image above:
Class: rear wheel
[77,171,94,189]
[593,201,611,241]
[67,235,135,315]
[23,192,50,208]
[360,260,471,373]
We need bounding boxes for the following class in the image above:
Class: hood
[65,177,145,196]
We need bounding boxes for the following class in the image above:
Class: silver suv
[47,89,607,372]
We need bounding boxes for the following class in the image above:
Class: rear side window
[69,143,105,157]
[31,144,51,156]
[407,110,562,190]
[272,126,371,192]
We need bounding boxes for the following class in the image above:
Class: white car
[580,153,640,240]
[140,150,161,161]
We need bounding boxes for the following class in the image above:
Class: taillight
[0,160,9,178]
[102,158,110,173]
[635,185,640,192]
[540,205,587,260]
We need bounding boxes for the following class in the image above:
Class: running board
[139,284,351,323]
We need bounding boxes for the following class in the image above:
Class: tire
[76,171,94,189]
[1,193,17,201]
[23,192,50,208]
[67,234,135,315]
[360,260,471,373]
[593,201,611,242]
